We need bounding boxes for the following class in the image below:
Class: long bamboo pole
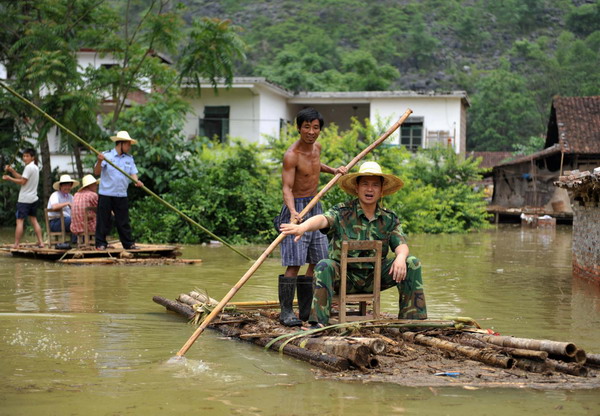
[0,80,251,261]
[175,109,413,357]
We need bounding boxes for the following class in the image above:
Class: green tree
[468,63,542,151]
[0,0,110,201]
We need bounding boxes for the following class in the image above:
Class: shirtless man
[276,107,347,326]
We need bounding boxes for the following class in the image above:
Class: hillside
[179,0,600,151]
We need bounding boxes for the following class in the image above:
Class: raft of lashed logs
[153,291,600,376]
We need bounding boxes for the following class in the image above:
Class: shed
[488,96,600,222]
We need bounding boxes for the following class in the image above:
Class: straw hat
[78,174,99,191]
[52,174,80,191]
[110,130,138,145]
[338,161,404,197]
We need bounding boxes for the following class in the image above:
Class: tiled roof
[554,167,600,190]
[546,96,600,154]
[467,151,515,169]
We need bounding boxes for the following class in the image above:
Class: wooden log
[402,331,515,369]
[585,353,600,366]
[216,325,350,372]
[178,293,202,307]
[514,358,551,373]
[292,337,373,368]
[152,296,195,319]
[547,359,588,377]
[344,337,386,355]
[468,333,577,357]
[440,335,549,361]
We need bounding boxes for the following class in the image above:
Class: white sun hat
[52,174,80,191]
[110,130,138,144]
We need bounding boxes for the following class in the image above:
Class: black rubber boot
[296,275,314,322]
[278,275,302,327]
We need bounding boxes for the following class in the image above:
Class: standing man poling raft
[275,108,347,327]
[281,161,427,327]
[94,131,143,251]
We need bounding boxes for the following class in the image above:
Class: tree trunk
[38,132,52,204]
[72,144,83,178]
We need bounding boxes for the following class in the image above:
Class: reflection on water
[1,225,599,415]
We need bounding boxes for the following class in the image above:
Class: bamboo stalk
[514,358,550,373]
[0,80,251,261]
[216,324,350,372]
[586,353,600,366]
[294,337,373,368]
[468,333,577,358]
[175,109,413,357]
[547,359,588,377]
[402,332,515,369]
[439,335,549,361]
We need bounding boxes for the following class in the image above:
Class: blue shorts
[16,201,39,219]
[278,197,328,267]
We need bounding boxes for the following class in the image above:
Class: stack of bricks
[555,168,600,283]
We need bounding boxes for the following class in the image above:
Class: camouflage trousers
[309,256,427,325]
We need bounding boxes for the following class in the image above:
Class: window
[200,106,230,143]
[400,118,423,151]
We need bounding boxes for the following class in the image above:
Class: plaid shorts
[278,197,328,266]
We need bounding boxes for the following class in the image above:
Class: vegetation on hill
[183,0,600,151]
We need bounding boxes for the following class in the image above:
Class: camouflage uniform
[309,199,427,324]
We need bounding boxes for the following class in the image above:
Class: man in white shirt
[47,174,79,238]
[2,148,45,248]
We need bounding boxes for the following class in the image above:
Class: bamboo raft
[0,243,202,265]
[154,290,600,388]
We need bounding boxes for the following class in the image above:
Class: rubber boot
[278,275,302,327]
[296,275,314,322]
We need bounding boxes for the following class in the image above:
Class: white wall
[370,97,464,153]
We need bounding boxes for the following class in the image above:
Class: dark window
[200,106,230,143]
[400,119,423,151]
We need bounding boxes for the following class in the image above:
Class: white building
[182,77,469,154]
[2,52,470,174]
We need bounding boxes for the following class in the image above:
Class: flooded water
[1,224,599,415]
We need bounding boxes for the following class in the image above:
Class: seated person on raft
[280,161,427,327]
[70,174,99,240]
[47,174,79,243]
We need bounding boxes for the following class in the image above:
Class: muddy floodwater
[1,224,599,415]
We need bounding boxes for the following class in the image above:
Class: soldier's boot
[296,275,314,322]
[278,275,302,327]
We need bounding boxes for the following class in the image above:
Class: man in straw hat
[47,174,80,238]
[71,174,99,238]
[94,131,143,250]
[281,161,427,327]
[276,108,347,327]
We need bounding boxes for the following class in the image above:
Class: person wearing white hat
[281,161,427,327]
[71,174,100,237]
[47,174,80,237]
[93,130,143,250]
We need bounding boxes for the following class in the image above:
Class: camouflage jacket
[322,199,408,270]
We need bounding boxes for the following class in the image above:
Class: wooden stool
[77,207,96,248]
[44,208,67,246]
[332,240,383,323]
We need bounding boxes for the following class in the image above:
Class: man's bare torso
[285,141,322,198]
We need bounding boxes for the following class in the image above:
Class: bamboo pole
[0,80,251,261]
[175,109,413,357]
[402,331,515,369]
[468,333,577,358]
